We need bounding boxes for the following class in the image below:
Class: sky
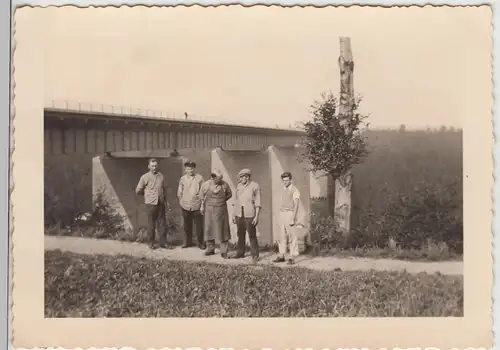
[37,5,492,129]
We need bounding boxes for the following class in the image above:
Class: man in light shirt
[273,171,301,265]
[136,158,169,250]
[232,168,261,263]
[177,161,205,249]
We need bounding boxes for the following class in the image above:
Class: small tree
[301,92,369,177]
[299,92,370,235]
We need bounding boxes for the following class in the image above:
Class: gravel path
[44,235,463,276]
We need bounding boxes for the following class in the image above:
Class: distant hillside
[312,128,463,253]
[353,128,462,208]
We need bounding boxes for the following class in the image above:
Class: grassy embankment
[45,250,463,317]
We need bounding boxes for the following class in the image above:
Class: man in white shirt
[177,161,205,249]
[232,168,261,263]
[273,171,300,265]
[136,158,169,250]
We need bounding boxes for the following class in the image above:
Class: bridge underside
[44,109,304,155]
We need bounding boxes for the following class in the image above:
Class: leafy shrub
[87,190,126,232]
[367,178,463,253]
[45,185,182,244]
[310,179,462,259]
[45,250,463,317]
[299,92,369,178]
[45,186,124,231]
[44,155,93,227]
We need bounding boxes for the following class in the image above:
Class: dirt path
[45,235,463,276]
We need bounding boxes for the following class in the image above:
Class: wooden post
[335,36,355,238]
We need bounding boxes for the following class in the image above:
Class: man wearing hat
[177,160,205,249]
[232,168,262,263]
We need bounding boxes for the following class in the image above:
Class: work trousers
[181,208,204,245]
[146,200,166,245]
[278,210,299,258]
[236,217,259,258]
[206,239,229,254]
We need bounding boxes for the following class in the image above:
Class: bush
[46,186,125,231]
[45,250,463,317]
[365,179,463,253]
[44,155,93,227]
[310,182,462,259]
[45,187,182,244]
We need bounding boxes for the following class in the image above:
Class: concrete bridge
[44,105,324,246]
[44,106,305,155]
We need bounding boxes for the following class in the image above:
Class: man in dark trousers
[177,161,205,249]
[136,158,169,249]
[232,168,261,264]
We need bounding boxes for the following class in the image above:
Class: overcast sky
[39,6,491,129]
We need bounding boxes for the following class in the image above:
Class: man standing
[232,168,261,263]
[200,170,232,258]
[273,171,301,265]
[177,161,205,249]
[136,158,169,250]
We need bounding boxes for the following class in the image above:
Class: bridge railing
[46,99,304,132]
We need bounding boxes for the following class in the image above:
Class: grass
[45,250,463,317]
[45,223,462,262]
[307,245,462,262]
[306,194,462,262]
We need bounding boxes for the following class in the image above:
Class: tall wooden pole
[335,37,355,238]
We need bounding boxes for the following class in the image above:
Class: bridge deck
[45,107,304,135]
[44,108,305,155]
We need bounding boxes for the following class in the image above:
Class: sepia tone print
[42,9,464,318]
[12,4,492,349]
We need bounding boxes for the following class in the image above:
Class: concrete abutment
[92,146,311,248]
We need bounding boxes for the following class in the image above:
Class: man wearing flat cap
[177,160,205,249]
[232,168,261,263]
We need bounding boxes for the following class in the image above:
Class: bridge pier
[91,145,310,248]
[44,107,307,244]
[92,148,212,236]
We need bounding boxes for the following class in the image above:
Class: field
[309,128,463,260]
[45,250,463,317]
[44,128,463,261]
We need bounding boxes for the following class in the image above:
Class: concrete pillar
[210,148,237,243]
[92,155,142,233]
[310,170,328,198]
[92,148,212,235]
[210,147,273,246]
[268,145,311,248]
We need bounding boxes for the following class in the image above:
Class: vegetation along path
[44,235,463,276]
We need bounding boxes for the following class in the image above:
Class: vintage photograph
[11,3,493,348]
[40,5,470,319]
